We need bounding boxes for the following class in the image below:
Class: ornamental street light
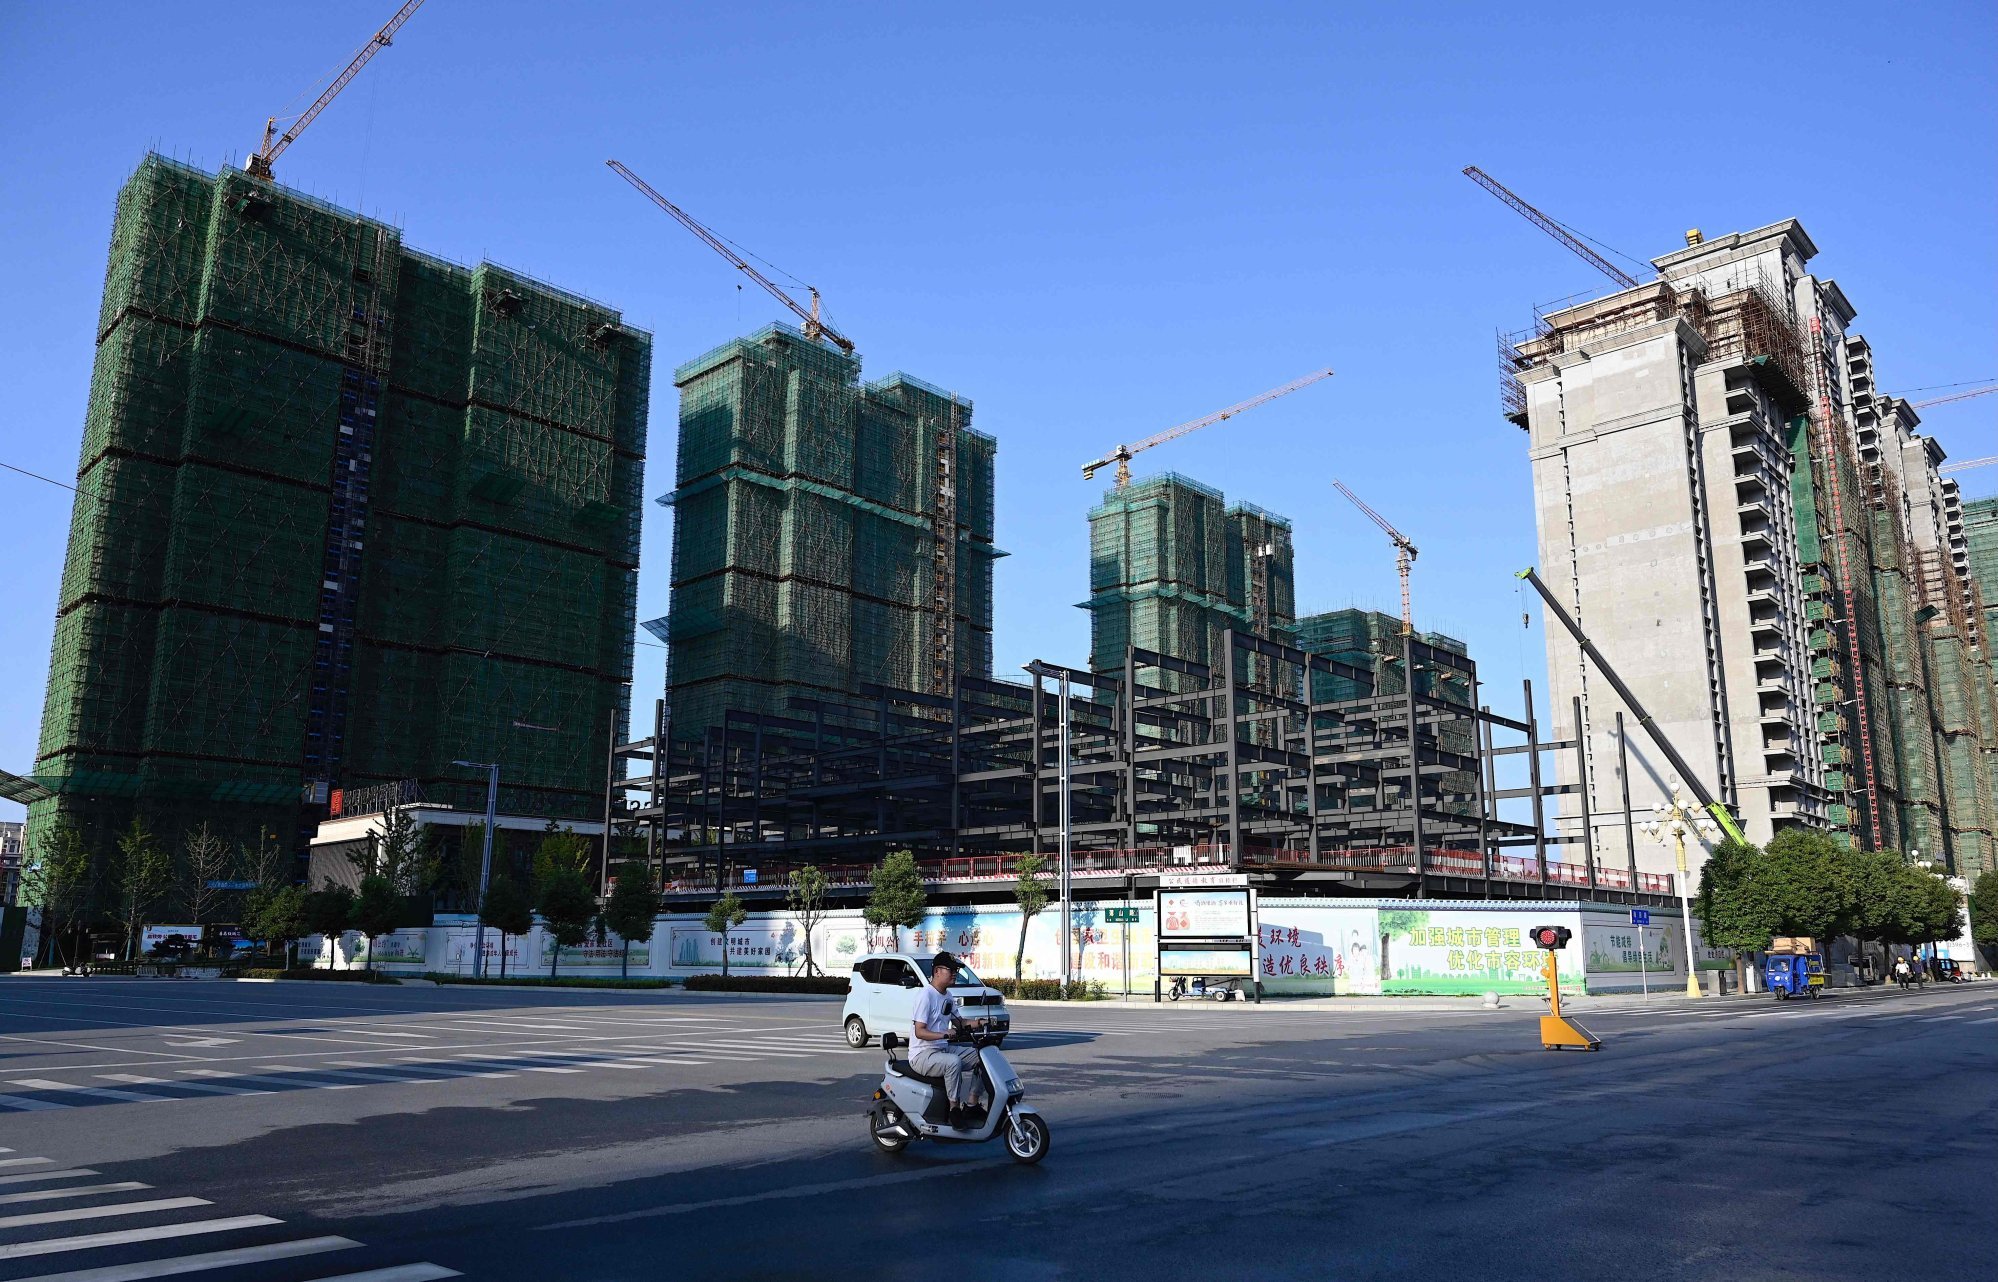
[1641,778,1718,998]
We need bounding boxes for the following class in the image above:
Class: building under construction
[1508,219,1998,876]
[26,155,651,860]
[658,324,999,740]
[1084,474,1294,679]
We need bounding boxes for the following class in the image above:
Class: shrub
[237,968,285,980]
[275,967,400,984]
[424,974,674,990]
[988,978,1108,1001]
[682,974,851,995]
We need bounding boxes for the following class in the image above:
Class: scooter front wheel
[1005,1110,1050,1164]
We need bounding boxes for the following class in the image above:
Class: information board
[1160,947,1254,977]
[1159,889,1252,939]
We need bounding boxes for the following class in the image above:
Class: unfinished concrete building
[1509,219,1996,877]
[658,324,999,741]
[1084,473,1295,681]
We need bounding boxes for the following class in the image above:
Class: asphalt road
[0,977,1992,1281]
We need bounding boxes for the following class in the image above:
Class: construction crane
[246,0,426,182]
[607,160,854,356]
[1517,567,1748,845]
[1462,166,1642,291]
[1332,480,1418,636]
[1940,455,1996,476]
[1911,385,1998,410]
[1080,369,1334,488]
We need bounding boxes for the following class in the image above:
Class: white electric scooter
[867,1026,1050,1164]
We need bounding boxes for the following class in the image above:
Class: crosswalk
[1637,992,1998,1023]
[0,1027,867,1116]
[0,1146,456,1281]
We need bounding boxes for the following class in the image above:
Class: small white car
[842,952,1011,1048]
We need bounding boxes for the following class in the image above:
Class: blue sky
[2,1,1993,821]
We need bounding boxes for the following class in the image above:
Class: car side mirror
[900,974,921,988]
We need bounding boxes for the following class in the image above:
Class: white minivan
[842,953,1011,1048]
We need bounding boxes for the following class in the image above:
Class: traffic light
[1529,924,1572,951]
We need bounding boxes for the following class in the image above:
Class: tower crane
[1333,480,1419,636]
[1080,369,1334,488]
[246,0,426,182]
[607,160,854,356]
[1940,456,1996,476]
[1462,166,1642,290]
[1911,385,1998,410]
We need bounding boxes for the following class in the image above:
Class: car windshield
[945,962,984,989]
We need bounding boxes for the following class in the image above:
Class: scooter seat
[886,1059,952,1091]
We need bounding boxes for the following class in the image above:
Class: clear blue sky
[3,1,1993,822]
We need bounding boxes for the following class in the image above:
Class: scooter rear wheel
[871,1106,911,1154]
[1005,1111,1050,1164]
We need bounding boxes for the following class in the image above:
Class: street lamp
[1640,778,1717,998]
[453,759,500,979]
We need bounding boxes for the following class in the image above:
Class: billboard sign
[140,925,200,954]
[1159,889,1251,939]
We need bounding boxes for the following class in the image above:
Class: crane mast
[607,160,854,355]
[247,0,427,181]
[1333,480,1419,636]
[1081,368,1334,487]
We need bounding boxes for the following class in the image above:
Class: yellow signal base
[1540,1014,1601,1051]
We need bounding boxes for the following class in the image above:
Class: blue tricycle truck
[1764,951,1825,999]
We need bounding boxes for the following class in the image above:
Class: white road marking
[9,1079,170,1104]
[160,1038,238,1049]
[0,1171,100,1188]
[0,1197,211,1230]
[341,1030,433,1040]
[0,1095,73,1112]
[97,1074,268,1098]
[393,1059,515,1080]
[179,1069,360,1092]
[0,1215,282,1262]
[0,1182,150,1207]
[0,1158,57,1169]
[3,1233,358,1281]
[302,1264,461,1281]
[253,1064,441,1087]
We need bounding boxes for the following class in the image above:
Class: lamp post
[453,759,500,979]
[1641,778,1717,998]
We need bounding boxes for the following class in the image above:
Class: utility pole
[452,760,500,979]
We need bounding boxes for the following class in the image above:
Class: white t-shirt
[911,983,955,1049]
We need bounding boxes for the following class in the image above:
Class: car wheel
[844,1016,870,1048]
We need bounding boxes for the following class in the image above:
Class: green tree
[602,863,658,979]
[1970,870,1998,949]
[1908,870,1963,950]
[479,875,533,979]
[1011,853,1050,983]
[243,884,309,968]
[115,817,170,960]
[1761,829,1847,940]
[1840,848,1919,954]
[351,875,405,974]
[704,892,749,978]
[864,850,927,953]
[1694,839,1780,984]
[537,868,596,978]
[533,822,594,884]
[21,817,91,969]
[351,804,438,900]
[180,822,233,950]
[786,865,832,977]
[302,886,357,969]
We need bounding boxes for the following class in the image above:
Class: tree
[602,863,658,979]
[704,892,749,978]
[1840,848,1919,955]
[534,822,594,884]
[1970,871,1998,949]
[478,875,533,979]
[1908,871,1963,951]
[786,865,832,977]
[21,817,91,969]
[351,804,438,900]
[1011,853,1050,983]
[302,886,357,969]
[537,868,596,978]
[1761,829,1847,940]
[115,817,170,960]
[863,850,926,953]
[351,875,405,974]
[180,823,233,949]
[243,884,308,968]
[1694,838,1779,987]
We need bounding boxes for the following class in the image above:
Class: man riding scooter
[910,951,988,1127]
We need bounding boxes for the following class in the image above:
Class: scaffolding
[29,155,650,863]
[662,325,998,741]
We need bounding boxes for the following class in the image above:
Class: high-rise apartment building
[1084,474,1295,681]
[29,156,650,861]
[660,324,998,740]
[1512,219,1996,877]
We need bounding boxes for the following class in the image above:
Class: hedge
[987,978,1109,1001]
[425,974,675,990]
[240,968,401,984]
[682,974,851,994]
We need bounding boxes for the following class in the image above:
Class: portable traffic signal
[1529,924,1572,951]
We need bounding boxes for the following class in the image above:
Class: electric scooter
[867,1026,1050,1164]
